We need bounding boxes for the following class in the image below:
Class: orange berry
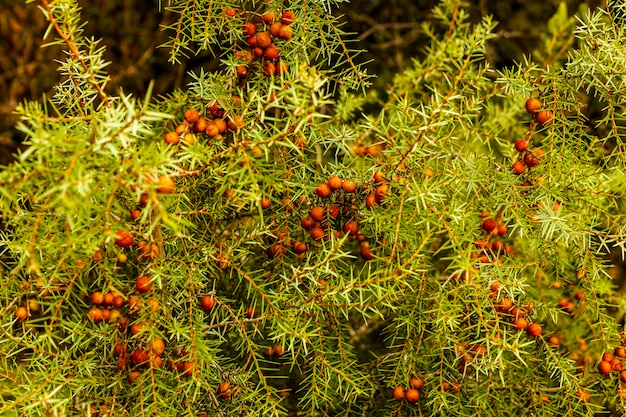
[243,22,257,37]
[157,175,176,194]
[316,183,331,198]
[341,179,357,193]
[164,131,179,145]
[264,62,276,76]
[114,230,134,248]
[275,61,289,75]
[103,291,115,306]
[224,8,236,17]
[342,220,359,236]
[392,385,405,401]
[182,133,195,145]
[535,110,554,125]
[277,25,293,40]
[300,216,316,230]
[184,109,200,124]
[292,241,308,254]
[281,11,296,25]
[405,388,420,403]
[193,117,209,133]
[512,160,526,175]
[525,98,541,114]
[514,317,528,331]
[514,139,528,152]
[410,376,424,389]
[598,360,612,375]
[206,123,220,137]
[310,206,325,222]
[310,226,325,240]
[151,337,166,356]
[15,306,29,321]
[201,295,216,312]
[135,275,152,293]
[91,291,104,305]
[131,348,149,365]
[328,175,343,190]
[264,45,280,61]
[214,118,227,133]
[527,322,542,337]
[269,21,283,37]
[236,65,248,77]
[262,11,275,24]
[87,307,103,323]
[256,32,272,48]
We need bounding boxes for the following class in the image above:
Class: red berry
[392,385,405,401]
[264,45,280,60]
[135,275,153,293]
[535,110,554,125]
[310,226,325,240]
[201,295,216,312]
[523,153,540,168]
[262,11,275,24]
[525,98,541,114]
[131,349,149,365]
[315,183,331,198]
[512,160,526,175]
[342,220,359,236]
[310,206,325,222]
[341,179,357,193]
[481,219,496,233]
[328,175,343,190]
[260,197,271,210]
[87,307,103,323]
[269,21,283,37]
[184,109,200,124]
[281,10,296,25]
[405,388,420,403]
[243,22,257,37]
[256,32,272,49]
[114,230,134,248]
[300,216,316,230]
[514,317,528,331]
[527,322,542,337]
[514,139,528,152]
[91,291,104,305]
[598,360,612,375]
[292,241,308,254]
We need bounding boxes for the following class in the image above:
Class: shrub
[1,0,626,416]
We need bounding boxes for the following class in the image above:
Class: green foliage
[1,0,626,416]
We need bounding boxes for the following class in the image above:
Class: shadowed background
[0,0,605,164]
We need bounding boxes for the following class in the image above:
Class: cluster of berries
[264,171,391,261]
[237,9,295,77]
